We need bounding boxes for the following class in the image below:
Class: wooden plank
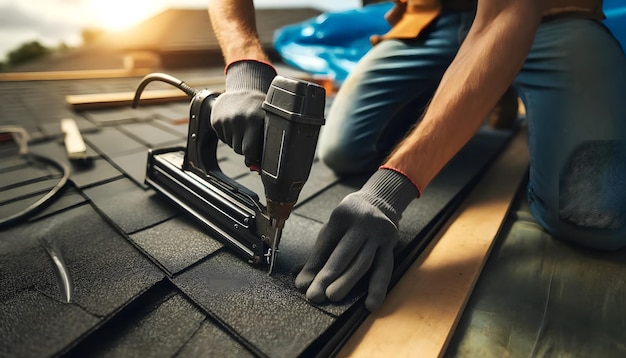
[339,126,529,358]
[65,89,192,111]
[60,118,88,160]
[65,78,227,111]
[0,68,155,82]
[62,72,327,111]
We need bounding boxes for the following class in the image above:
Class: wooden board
[65,78,227,111]
[62,72,329,111]
[339,126,529,358]
[0,68,154,82]
[65,89,192,111]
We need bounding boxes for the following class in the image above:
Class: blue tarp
[273,2,392,83]
[274,1,626,83]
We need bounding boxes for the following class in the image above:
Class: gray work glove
[210,60,276,168]
[295,168,419,311]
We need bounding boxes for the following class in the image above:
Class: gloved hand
[210,60,276,167]
[295,168,419,311]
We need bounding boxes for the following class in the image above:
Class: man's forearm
[208,0,270,65]
[385,0,543,192]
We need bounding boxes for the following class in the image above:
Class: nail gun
[132,73,325,274]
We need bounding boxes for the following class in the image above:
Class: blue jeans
[318,11,626,250]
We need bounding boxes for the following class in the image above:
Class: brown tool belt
[372,0,604,45]
[413,0,603,18]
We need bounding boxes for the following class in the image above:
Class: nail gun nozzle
[267,227,281,275]
[266,217,286,275]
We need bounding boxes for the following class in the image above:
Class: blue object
[604,0,626,51]
[275,2,626,83]
[273,2,392,83]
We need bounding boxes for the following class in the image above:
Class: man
[208,0,626,311]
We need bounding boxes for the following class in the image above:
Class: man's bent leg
[516,18,626,250]
[318,12,475,175]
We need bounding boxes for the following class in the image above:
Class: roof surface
[2,4,626,354]
[2,72,626,357]
[0,67,515,356]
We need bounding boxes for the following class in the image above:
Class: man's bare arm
[208,0,270,64]
[385,0,544,191]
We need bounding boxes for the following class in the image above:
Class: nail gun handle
[183,89,261,204]
[260,76,326,206]
[183,89,220,175]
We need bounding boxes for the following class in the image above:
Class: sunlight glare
[88,0,163,31]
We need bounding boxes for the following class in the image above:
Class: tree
[6,41,49,67]
[81,27,104,44]
[57,41,70,53]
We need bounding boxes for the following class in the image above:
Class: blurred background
[0,0,623,76]
[0,0,373,71]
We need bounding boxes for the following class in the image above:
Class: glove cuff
[225,60,277,93]
[362,168,419,223]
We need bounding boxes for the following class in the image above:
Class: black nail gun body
[133,74,325,270]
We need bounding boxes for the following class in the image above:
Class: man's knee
[559,141,626,231]
[531,140,626,251]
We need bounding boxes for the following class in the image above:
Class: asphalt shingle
[173,250,337,358]
[118,121,184,147]
[83,178,179,234]
[72,292,209,357]
[130,215,224,276]
[29,139,124,188]
[0,204,165,356]
[83,127,147,157]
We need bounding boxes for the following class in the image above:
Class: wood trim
[65,78,227,111]
[339,127,529,358]
[0,68,156,82]
[65,89,191,111]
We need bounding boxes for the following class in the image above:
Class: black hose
[132,73,199,108]
[0,153,70,229]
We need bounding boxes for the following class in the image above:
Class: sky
[0,0,361,62]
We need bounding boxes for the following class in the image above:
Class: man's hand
[210,60,276,167]
[295,168,419,311]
